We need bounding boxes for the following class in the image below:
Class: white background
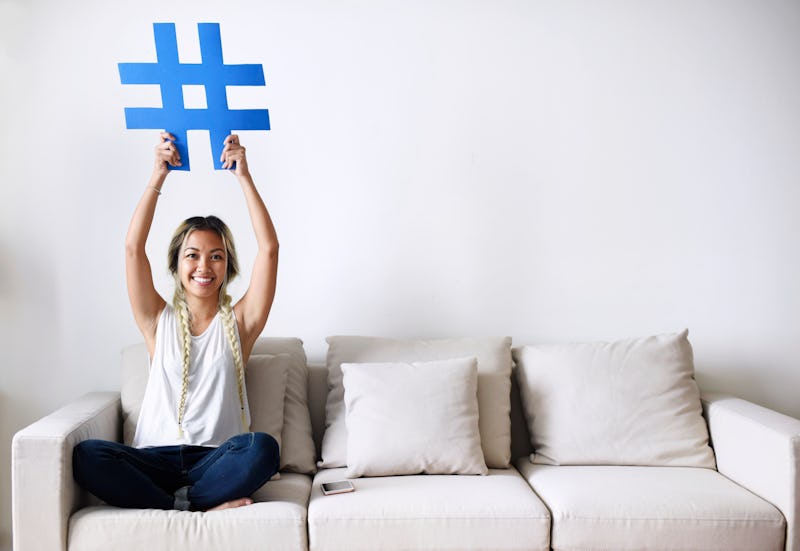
[1,1,799,547]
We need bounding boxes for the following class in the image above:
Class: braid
[173,283,192,438]
[219,292,248,432]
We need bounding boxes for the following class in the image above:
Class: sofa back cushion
[512,330,716,468]
[319,336,513,469]
[121,337,317,474]
[246,354,290,446]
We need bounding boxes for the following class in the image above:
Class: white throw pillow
[342,358,488,477]
[320,336,513,469]
[512,330,716,468]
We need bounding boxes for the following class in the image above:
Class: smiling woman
[165,218,246,441]
[70,132,281,512]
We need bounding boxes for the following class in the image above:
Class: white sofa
[12,334,800,551]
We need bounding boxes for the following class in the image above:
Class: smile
[192,276,215,286]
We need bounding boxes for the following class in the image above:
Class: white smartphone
[321,480,355,496]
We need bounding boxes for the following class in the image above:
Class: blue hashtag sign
[118,23,270,171]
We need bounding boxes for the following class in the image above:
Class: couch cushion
[516,460,786,551]
[512,330,716,467]
[308,467,550,551]
[320,336,513,469]
[122,337,317,474]
[342,358,487,477]
[68,472,311,551]
[252,338,317,474]
[247,354,289,452]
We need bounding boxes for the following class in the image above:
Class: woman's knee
[252,431,279,455]
[250,431,277,449]
[249,432,280,469]
[216,432,279,476]
[73,440,117,482]
[228,432,276,453]
[74,439,106,463]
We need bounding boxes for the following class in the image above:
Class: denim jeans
[73,432,279,511]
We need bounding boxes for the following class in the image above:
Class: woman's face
[179,229,227,300]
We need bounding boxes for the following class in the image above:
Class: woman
[73,132,280,511]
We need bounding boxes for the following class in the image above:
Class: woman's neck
[185,296,219,336]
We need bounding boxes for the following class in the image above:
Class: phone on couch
[321,480,355,495]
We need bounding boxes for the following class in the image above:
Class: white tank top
[132,305,251,448]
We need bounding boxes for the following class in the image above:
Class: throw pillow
[342,358,488,477]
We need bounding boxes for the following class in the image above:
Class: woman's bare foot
[206,497,253,512]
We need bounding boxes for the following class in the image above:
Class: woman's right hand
[154,132,181,175]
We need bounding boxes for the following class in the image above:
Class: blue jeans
[73,432,279,511]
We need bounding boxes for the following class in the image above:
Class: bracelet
[150,186,162,195]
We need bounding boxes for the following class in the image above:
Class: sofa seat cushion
[516,460,786,551]
[308,467,550,551]
[68,473,312,551]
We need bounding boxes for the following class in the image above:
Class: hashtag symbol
[118,23,270,171]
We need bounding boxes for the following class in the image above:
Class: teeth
[193,277,212,284]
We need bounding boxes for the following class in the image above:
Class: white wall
[1,0,799,547]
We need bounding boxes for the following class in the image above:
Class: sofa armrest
[702,392,800,551]
[12,391,121,551]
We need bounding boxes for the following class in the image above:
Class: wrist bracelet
[150,186,162,195]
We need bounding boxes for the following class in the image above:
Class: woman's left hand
[220,134,250,177]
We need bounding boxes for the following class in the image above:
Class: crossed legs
[73,432,279,511]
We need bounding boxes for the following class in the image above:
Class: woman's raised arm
[221,134,279,359]
[125,132,180,354]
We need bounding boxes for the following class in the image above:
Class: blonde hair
[167,216,247,438]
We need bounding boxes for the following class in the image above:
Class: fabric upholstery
[703,392,800,551]
[517,460,785,551]
[12,392,120,551]
[308,467,550,551]
[67,473,311,551]
[13,341,800,551]
[246,354,289,448]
